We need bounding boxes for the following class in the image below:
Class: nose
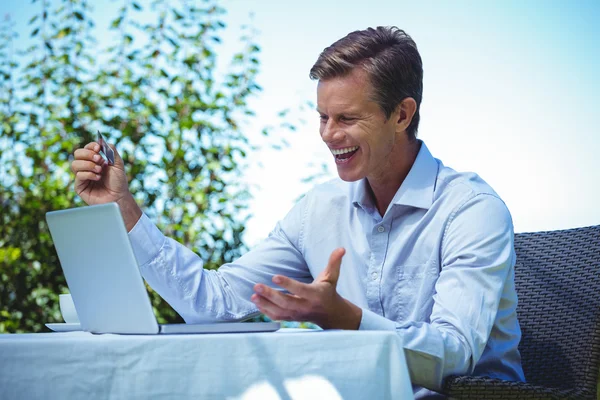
[320,119,344,144]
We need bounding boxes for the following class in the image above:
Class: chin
[336,168,365,182]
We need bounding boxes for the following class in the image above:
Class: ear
[394,97,417,134]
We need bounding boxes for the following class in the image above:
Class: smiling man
[71,26,525,398]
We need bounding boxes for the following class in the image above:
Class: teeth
[331,146,359,155]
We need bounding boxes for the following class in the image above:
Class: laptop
[45,203,280,334]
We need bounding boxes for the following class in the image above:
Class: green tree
[0,0,292,333]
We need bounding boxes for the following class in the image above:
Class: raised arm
[71,141,142,231]
[72,140,313,324]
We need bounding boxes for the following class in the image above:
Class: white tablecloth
[0,328,413,400]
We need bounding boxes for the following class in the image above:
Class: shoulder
[429,159,514,252]
[281,178,351,224]
[292,178,355,235]
[431,162,514,257]
[278,178,352,252]
[434,160,510,219]
[301,177,352,207]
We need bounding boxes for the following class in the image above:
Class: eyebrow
[316,108,360,116]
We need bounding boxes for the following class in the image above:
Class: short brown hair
[310,26,423,139]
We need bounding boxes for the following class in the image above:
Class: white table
[0,329,413,399]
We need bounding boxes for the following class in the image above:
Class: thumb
[109,143,125,168]
[317,247,345,285]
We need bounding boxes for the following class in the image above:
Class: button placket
[366,222,390,315]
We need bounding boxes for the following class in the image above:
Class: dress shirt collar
[351,140,438,211]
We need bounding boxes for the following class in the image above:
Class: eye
[339,116,355,123]
[319,114,328,122]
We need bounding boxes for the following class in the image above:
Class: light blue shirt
[129,141,525,396]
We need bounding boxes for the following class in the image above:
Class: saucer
[45,323,82,332]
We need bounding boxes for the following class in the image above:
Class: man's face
[317,68,402,182]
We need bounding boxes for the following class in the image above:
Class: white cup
[59,294,80,324]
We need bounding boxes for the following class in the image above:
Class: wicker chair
[442,225,600,400]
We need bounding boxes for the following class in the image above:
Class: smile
[330,146,359,164]
[330,146,359,156]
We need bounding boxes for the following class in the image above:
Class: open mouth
[332,146,359,163]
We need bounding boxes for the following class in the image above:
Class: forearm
[117,193,143,232]
[359,310,471,391]
[400,322,472,390]
[143,242,260,323]
[128,214,313,323]
[128,213,258,322]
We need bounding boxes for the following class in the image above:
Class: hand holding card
[72,134,142,229]
[97,131,115,165]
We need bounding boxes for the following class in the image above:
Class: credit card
[97,131,115,165]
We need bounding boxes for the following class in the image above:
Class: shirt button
[371,272,378,280]
[377,226,385,233]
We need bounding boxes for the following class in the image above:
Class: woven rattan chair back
[514,225,600,392]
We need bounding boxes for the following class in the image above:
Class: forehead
[316,68,376,113]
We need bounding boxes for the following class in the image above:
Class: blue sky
[3,0,599,246]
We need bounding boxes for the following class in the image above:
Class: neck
[367,139,421,216]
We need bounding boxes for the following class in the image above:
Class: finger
[108,143,124,166]
[75,171,102,182]
[318,247,345,284]
[74,148,104,164]
[254,283,305,311]
[251,293,291,321]
[84,142,101,152]
[272,275,312,298]
[71,160,103,174]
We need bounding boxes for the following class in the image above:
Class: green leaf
[167,37,178,48]
[55,28,71,39]
[172,9,184,20]
[0,0,298,335]
[111,17,123,29]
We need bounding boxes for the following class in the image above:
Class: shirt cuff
[358,308,399,331]
[128,213,165,267]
